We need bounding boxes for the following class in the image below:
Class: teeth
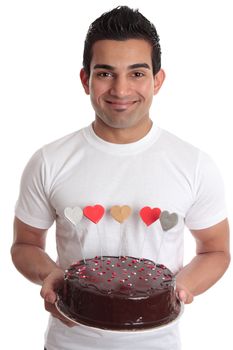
[107,101,136,108]
[107,101,136,104]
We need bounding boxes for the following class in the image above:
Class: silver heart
[64,207,83,226]
[160,211,178,231]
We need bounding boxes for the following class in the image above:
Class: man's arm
[176,218,230,303]
[11,217,75,326]
[11,217,58,284]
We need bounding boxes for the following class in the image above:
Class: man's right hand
[40,267,77,327]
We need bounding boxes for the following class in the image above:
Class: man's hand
[175,219,230,304]
[175,282,194,304]
[40,267,77,327]
[12,218,77,327]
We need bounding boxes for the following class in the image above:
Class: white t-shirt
[15,123,227,350]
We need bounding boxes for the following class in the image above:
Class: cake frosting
[57,256,181,330]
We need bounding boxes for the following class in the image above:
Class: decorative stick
[83,204,105,259]
[157,210,179,262]
[110,205,132,257]
[139,206,161,258]
[64,206,86,263]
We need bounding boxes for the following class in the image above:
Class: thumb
[43,290,57,304]
[176,288,194,304]
[40,268,64,304]
[177,289,187,303]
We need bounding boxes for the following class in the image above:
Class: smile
[105,100,138,109]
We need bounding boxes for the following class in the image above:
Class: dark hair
[83,6,161,77]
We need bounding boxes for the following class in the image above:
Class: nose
[109,76,131,98]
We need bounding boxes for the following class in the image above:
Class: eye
[97,72,114,78]
[132,71,145,78]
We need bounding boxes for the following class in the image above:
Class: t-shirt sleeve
[185,151,227,230]
[15,148,56,229]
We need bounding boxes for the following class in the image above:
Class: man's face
[81,39,164,129]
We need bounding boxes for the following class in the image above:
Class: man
[11,6,230,350]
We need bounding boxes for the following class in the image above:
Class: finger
[63,321,77,328]
[59,316,77,328]
[177,289,193,304]
[42,289,57,303]
[59,319,77,327]
[184,293,194,304]
[178,289,187,303]
[44,301,77,327]
[40,281,57,303]
[40,268,64,303]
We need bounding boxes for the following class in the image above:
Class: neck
[92,118,153,144]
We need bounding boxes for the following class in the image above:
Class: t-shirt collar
[82,122,161,155]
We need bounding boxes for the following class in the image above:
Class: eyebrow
[93,63,151,70]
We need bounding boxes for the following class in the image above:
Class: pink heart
[83,205,105,224]
[140,207,161,226]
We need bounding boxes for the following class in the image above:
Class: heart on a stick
[140,207,161,226]
[83,205,105,224]
[64,207,83,226]
[110,205,132,223]
[159,211,178,231]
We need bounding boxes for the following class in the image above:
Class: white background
[0,0,232,349]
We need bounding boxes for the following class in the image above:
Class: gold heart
[110,205,132,223]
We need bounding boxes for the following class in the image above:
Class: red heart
[140,207,161,226]
[83,205,105,224]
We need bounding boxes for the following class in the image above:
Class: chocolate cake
[57,256,181,330]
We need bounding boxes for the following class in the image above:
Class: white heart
[64,207,83,226]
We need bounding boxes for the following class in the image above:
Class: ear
[153,69,166,95]
[80,68,90,95]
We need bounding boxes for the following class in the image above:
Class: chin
[106,121,136,130]
[100,116,141,129]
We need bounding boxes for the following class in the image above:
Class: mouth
[105,100,138,110]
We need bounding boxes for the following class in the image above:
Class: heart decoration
[110,205,132,223]
[64,206,83,226]
[83,204,105,224]
[159,210,178,231]
[139,207,161,226]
